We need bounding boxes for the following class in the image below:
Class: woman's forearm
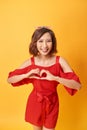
[54,76,81,90]
[7,74,28,83]
[7,68,40,84]
[7,70,33,84]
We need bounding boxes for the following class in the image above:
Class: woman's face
[36,32,52,56]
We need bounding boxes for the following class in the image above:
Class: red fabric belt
[36,92,52,114]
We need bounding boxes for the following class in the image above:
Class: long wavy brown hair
[29,27,57,56]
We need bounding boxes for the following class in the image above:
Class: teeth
[41,49,48,52]
[42,50,48,52]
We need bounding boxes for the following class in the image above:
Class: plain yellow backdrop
[0,0,87,130]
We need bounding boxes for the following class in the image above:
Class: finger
[36,68,40,73]
[32,68,40,75]
[29,75,40,79]
[40,69,47,76]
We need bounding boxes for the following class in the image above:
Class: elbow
[7,77,13,84]
[77,83,82,90]
[79,84,82,90]
[7,78,11,84]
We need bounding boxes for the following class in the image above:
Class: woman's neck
[37,54,53,60]
[35,54,56,66]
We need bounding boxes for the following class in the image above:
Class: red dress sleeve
[59,67,81,96]
[8,66,32,86]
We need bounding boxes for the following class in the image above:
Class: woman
[7,27,81,130]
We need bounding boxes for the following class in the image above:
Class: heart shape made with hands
[34,70,47,78]
[40,72,47,77]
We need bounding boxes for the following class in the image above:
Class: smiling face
[36,32,52,56]
[29,27,57,56]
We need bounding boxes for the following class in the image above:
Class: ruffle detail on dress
[8,66,32,86]
[59,67,80,96]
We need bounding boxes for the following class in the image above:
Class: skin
[7,32,81,130]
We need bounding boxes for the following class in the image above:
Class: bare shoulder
[59,56,73,72]
[18,58,31,69]
[59,56,69,65]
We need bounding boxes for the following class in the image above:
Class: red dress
[8,56,80,128]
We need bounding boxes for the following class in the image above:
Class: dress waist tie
[36,92,55,114]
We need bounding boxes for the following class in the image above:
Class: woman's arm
[56,57,81,90]
[7,59,31,83]
[7,72,29,84]
[39,57,81,90]
[7,59,40,84]
[54,76,81,90]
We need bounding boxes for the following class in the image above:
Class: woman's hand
[29,69,56,81]
[40,69,55,81]
[27,68,40,78]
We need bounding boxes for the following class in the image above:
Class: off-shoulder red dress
[8,56,80,128]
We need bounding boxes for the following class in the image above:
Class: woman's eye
[46,40,52,42]
[39,40,43,43]
[38,39,52,43]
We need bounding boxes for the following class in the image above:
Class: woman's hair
[29,27,57,56]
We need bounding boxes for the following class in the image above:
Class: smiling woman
[36,32,53,56]
[29,27,57,56]
[7,27,81,130]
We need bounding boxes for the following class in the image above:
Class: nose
[43,41,47,47]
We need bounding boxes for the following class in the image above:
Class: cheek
[48,43,53,49]
[36,44,41,50]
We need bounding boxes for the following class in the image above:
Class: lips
[40,48,49,53]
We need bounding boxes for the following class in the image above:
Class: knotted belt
[36,92,56,114]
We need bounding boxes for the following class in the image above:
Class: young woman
[7,27,81,130]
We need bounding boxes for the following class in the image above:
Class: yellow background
[0,0,87,130]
